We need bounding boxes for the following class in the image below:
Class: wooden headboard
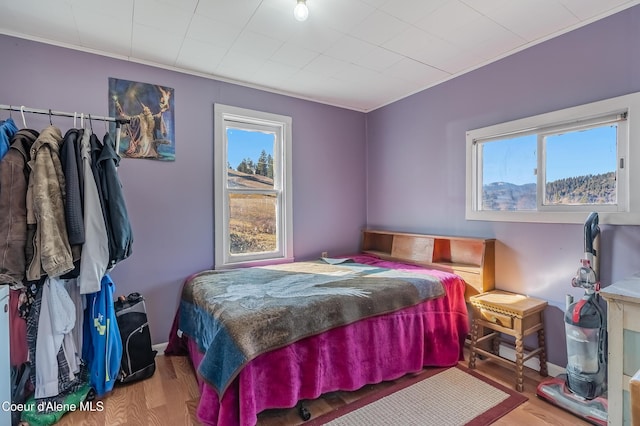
[361,229,495,301]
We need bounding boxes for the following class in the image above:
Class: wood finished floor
[54,350,591,426]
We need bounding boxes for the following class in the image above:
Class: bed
[166,230,495,426]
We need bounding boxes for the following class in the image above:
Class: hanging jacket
[26,280,86,404]
[35,276,80,398]
[89,133,111,252]
[97,132,133,267]
[60,128,85,246]
[0,129,39,286]
[60,129,85,279]
[9,288,28,366]
[89,133,105,207]
[25,126,74,281]
[78,130,109,294]
[0,117,19,160]
[83,274,122,397]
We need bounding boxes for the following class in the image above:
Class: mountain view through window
[481,125,617,211]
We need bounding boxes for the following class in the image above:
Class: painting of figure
[109,78,175,161]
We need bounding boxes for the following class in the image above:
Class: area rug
[306,365,528,426]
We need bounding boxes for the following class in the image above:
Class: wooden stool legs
[468,291,548,393]
[469,318,479,369]
[468,318,547,392]
[537,327,548,377]
[515,334,524,392]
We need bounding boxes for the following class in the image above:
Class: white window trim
[214,104,294,269]
[466,92,640,225]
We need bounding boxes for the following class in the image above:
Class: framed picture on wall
[108,78,175,161]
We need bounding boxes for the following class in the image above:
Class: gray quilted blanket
[178,259,445,395]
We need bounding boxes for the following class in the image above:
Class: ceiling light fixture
[294,0,309,22]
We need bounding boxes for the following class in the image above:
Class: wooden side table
[468,290,548,392]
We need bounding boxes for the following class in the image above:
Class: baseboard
[498,343,565,377]
[152,342,168,356]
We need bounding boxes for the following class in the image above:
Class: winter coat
[25,126,74,281]
[0,129,39,286]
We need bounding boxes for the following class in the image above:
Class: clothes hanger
[81,113,84,129]
[74,112,77,129]
[20,106,26,128]
[48,109,53,125]
[88,114,94,133]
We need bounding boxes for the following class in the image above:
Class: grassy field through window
[229,193,277,254]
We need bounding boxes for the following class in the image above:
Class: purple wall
[366,5,640,365]
[0,35,367,344]
[3,5,640,367]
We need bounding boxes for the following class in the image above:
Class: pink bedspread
[166,254,469,426]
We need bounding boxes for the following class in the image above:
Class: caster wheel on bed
[297,402,311,421]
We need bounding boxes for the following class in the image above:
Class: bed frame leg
[297,401,311,421]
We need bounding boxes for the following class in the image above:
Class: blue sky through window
[227,128,275,170]
[482,125,617,185]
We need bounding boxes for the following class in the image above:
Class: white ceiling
[1,0,639,112]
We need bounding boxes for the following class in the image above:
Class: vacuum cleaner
[536,212,608,425]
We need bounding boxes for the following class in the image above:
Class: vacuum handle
[584,212,600,256]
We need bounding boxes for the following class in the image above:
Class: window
[214,104,293,268]
[466,92,640,224]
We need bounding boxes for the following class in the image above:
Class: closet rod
[0,104,130,124]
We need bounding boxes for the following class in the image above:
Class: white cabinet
[0,286,11,426]
[601,276,640,426]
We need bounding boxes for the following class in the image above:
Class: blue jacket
[83,274,123,396]
[0,117,18,160]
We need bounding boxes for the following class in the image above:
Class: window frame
[466,92,640,225]
[214,104,293,269]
